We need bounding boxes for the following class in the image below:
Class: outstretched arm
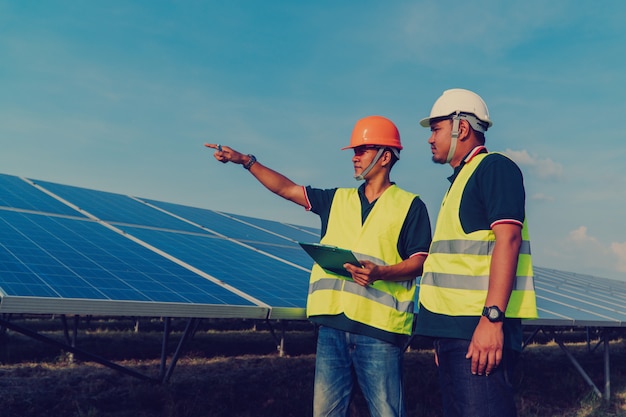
[205,143,309,208]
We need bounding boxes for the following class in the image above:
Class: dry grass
[0,317,625,417]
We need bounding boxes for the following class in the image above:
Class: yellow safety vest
[419,153,538,318]
[307,185,418,335]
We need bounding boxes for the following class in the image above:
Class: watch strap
[243,154,257,170]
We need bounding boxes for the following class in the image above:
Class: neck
[363,177,392,203]
[449,141,482,168]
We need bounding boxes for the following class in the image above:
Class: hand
[204,143,246,165]
[343,260,382,287]
[465,317,504,376]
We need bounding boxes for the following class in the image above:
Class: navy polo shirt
[414,147,527,351]
[304,182,432,345]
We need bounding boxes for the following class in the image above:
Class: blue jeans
[434,338,518,417]
[313,326,405,417]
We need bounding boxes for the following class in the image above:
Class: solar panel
[137,200,318,272]
[0,175,313,319]
[527,266,626,327]
[225,211,320,243]
[119,226,310,309]
[1,173,626,327]
[32,179,203,233]
[0,174,82,217]
[0,209,271,317]
[142,198,318,246]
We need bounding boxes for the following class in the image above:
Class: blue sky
[1,1,625,281]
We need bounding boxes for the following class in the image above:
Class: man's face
[352,145,381,178]
[427,119,452,164]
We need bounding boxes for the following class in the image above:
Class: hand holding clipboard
[298,242,361,278]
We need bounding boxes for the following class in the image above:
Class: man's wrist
[243,154,257,170]
[482,305,505,322]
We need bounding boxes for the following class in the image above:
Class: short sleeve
[460,154,526,233]
[397,197,432,260]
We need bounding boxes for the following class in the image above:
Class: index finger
[204,143,219,150]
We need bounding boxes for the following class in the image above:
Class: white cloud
[504,149,563,180]
[558,226,626,279]
[567,226,599,245]
[610,242,626,273]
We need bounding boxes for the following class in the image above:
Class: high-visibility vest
[419,153,538,318]
[307,185,418,335]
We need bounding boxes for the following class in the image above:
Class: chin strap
[446,113,461,164]
[354,147,386,181]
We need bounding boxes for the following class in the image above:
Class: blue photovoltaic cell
[250,242,315,271]
[32,179,202,233]
[0,174,82,217]
[0,211,255,306]
[144,198,315,247]
[119,225,310,308]
[218,212,320,244]
[530,266,626,326]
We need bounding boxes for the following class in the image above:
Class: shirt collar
[464,145,487,163]
[447,146,488,184]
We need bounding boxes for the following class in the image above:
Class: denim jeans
[313,326,405,417]
[434,338,518,417]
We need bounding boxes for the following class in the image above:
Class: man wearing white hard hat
[415,89,538,417]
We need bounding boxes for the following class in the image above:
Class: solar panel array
[0,173,625,327]
[0,174,316,320]
[528,266,626,327]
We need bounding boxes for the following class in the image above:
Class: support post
[159,317,171,381]
[162,318,198,384]
[603,332,611,402]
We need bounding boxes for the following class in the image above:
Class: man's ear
[380,149,392,167]
[458,119,471,141]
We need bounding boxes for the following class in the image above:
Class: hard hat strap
[354,147,386,181]
[446,114,460,163]
[459,113,488,133]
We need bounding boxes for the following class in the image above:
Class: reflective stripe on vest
[310,278,414,313]
[429,239,531,257]
[306,185,418,335]
[419,152,538,319]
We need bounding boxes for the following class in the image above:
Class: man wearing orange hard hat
[206,115,431,417]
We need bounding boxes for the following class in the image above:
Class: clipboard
[298,242,361,278]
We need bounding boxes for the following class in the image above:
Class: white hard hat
[420,88,493,132]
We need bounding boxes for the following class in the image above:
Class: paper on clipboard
[298,242,362,278]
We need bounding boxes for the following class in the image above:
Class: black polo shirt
[414,146,527,351]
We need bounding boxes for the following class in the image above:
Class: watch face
[482,306,503,322]
[488,308,500,320]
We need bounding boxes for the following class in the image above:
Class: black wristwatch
[482,305,505,322]
[243,154,257,170]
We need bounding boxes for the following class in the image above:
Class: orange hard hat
[341,115,403,150]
